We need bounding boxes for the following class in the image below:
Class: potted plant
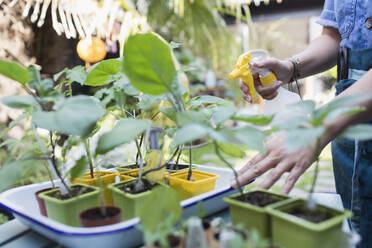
[0,60,118,226]
[261,96,372,248]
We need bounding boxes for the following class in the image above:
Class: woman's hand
[240,58,294,103]
[230,133,317,194]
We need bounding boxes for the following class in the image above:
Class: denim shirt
[317,0,372,50]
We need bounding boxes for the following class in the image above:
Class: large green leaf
[32,96,105,137]
[212,104,236,125]
[0,159,37,192]
[232,114,274,126]
[176,110,207,126]
[1,94,38,109]
[96,118,151,154]
[0,60,31,86]
[340,124,372,141]
[122,33,177,95]
[314,95,372,125]
[324,106,365,124]
[160,106,177,122]
[67,66,87,85]
[69,156,88,181]
[286,126,325,152]
[138,186,181,245]
[171,123,209,147]
[187,95,230,108]
[84,59,121,86]
[217,142,245,158]
[233,125,264,152]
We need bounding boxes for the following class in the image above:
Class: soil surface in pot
[122,164,139,169]
[154,234,181,248]
[234,191,282,207]
[47,185,94,200]
[286,207,335,223]
[166,164,189,170]
[118,179,158,194]
[82,207,120,221]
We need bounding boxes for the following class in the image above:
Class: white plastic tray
[0,165,238,248]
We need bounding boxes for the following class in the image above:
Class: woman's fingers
[281,166,304,194]
[259,160,293,190]
[234,155,277,188]
[240,81,252,103]
[256,80,282,97]
[231,153,265,188]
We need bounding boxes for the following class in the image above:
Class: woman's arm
[241,27,342,102]
[233,68,372,193]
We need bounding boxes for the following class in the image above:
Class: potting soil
[235,191,281,207]
[47,185,94,200]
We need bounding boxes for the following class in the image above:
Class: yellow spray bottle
[229,50,277,103]
[230,50,301,122]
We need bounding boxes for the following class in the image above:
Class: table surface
[0,193,352,248]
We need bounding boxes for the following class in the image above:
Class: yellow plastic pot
[72,171,118,205]
[120,169,169,182]
[169,170,219,200]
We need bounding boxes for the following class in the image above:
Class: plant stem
[309,139,321,196]
[175,146,182,171]
[97,173,107,217]
[135,134,144,165]
[32,124,70,194]
[187,145,193,181]
[43,161,55,188]
[84,139,94,178]
[213,141,243,196]
[135,138,144,186]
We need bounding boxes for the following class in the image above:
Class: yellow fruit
[76,37,107,63]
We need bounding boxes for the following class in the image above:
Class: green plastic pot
[223,189,290,239]
[39,184,100,227]
[109,179,161,221]
[267,198,353,248]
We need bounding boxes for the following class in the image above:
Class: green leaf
[340,124,372,141]
[138,186,181,233]
[232,114,274,126]
[69,156,88,181]
[324,106,365,124]
[114,76,140,96]
[1,94,38,109]
[286,126,325,152]
[0,110,31,139]
[217,142,245,158]
[187,95,229,108]
[160,106,177,121]
[53,68,67,81]
[137,94,165,110]
[287,100,315,115]
[122,33,177,95]
[212,104,236,125]
[67,66,87,85]
[233,125,264,152]
[84,59,121,86]
[172,123,209,147]
[0,60,31,86]
[314,95,372,124]
[32,96,105,137]
[96,118,151,154]
[176,110,207,126]
[0,159,37,192]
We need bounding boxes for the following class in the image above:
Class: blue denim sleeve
[316,0,338,29]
